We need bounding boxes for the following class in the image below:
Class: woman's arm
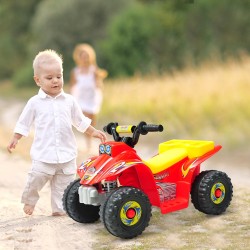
[95,68,108,89]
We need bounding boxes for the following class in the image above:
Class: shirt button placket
[54,99,60,162]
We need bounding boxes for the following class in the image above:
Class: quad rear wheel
[100,187,152,239]
[63,179,100,223]
[191,170,233,215]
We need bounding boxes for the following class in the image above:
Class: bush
[12,64,34,88]
[99,4,155,76]
[30,0,132,82]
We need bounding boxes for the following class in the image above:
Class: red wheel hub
[215,188,222,198]
[126,208,136,219]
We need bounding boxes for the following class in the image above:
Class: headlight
[99,144,112,155]
[105,145,111,155]
[99,144,105,154]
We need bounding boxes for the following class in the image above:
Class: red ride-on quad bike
[63,121,233,239]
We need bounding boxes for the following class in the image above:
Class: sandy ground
[0,99,249,250]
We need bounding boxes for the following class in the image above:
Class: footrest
[160,197,189,214]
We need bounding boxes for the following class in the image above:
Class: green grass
[98,57,250,150]
[1,58,249,250]
[91,185,250,250]
[1,57,250,151]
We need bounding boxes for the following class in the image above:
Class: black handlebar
[103,121,164,148]
[141,124,164,133]
[103,122,121,142]
[103,122,116,134]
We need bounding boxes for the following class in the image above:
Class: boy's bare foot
[23,204,35,215]
[52,212,66,216]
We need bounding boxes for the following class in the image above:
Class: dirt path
[0,99,249,250]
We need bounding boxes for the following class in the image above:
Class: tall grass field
[99,57,250,151]
[0,57,249,153]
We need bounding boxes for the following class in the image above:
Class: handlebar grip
[142,124,164,132]
[103,122,118,135]
[103,125,110,134]
[116,125,136,134]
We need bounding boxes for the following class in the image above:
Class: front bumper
[78,185,106,206]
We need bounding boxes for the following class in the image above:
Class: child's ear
[33,75,40,86]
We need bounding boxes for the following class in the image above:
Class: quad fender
[181,145,222,180]
[118,163,160,206]
[78,151,160,206]
[77,155,99,179]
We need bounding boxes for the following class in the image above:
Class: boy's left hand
[7,138,19,153]
[92,130,107,143]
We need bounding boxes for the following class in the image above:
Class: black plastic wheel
[191,170,233,215]
[190,170,211,211]
[62,179,100,223]
[101,187,152,239]
[99,188,118,223]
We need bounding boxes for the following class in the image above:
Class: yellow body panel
[144,148,188,174]
[144,140,215,174]
[159,139,214,159]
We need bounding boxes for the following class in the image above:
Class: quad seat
[144,140,215,174]
[159,139,214,158]
[144,148,188,174]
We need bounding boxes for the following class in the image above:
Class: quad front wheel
[191,170,233,215]
[100,187,152,239]
[63,179,100,223]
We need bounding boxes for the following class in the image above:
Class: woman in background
[70,43,107,150]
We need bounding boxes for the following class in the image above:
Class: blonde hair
[33,49,63,76]
[73,43,96,66]
[73,43,108,79]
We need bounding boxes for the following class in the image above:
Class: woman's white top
[71,65,102,114]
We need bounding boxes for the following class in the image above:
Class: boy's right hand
[7,133,22,153]
[7,138,19,153]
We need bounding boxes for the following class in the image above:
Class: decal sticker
[83,175,91,180]
[110,162,126,173]
[110,161,143,174]
[181,159,197,178]
[154,172,169,180]
[86,166,96,174]
[78,159,93,172]
[83,166,96,181]
[211,182,225,204]
[120,201,142,226]
[82,158,113,182]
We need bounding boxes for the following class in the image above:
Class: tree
[100,1,188,76]
[0,0,42,80]
[100,3,155,76]
[28,0,132,81]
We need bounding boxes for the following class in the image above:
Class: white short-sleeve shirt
[14,89,91,163]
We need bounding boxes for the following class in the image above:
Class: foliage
[100,3,156,76]
[28,0,132,81]
[100,0,250,76]
[0,0,42,79]
[98,56,250,149]
[0,0,250,84]
[1,57,250,150]
[183,0,250,62]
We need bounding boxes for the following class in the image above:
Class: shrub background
[0,0,250,85]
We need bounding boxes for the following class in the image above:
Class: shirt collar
[38,88,66,99]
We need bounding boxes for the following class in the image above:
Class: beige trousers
[21,159,76,213]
